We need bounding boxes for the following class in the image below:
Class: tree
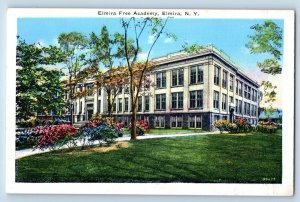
[87,26,126,117]
[58,32,88,123]
[16,38,65,121]
[260,81,277,118]
[35,68,66,116]
[246,20,283,75]
[120,17,174,140]
[246,20,283,115]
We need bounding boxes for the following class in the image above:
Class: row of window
[157,65,204,88]
[156,65,258,102]
[155,115,202,128]
[236,80,258,102]
[74,91,257,116]
[234,99,258,116]
[156,90,203,110]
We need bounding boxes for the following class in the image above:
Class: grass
[16,130,282,183]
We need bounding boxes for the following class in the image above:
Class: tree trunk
[107,89,112,118]
[130,102,137,140]
[69,76,73,124]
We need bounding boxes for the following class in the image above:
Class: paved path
[15,131,219,159]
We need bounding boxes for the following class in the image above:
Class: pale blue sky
[17,17,284,82]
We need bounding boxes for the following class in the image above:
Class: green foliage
[182,42,202,53]
[213,119,230,134]
[257,124,277,134]
[261,81,277,104]
[213,118,253,134]
[246,20,283,75]
[16,39,66,121]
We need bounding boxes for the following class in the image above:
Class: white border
[6,8,295,196]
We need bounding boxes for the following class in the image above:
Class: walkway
[15,131,220,159]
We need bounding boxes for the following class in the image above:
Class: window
[124,98,129,112]
[254,106,257,117]
[239,100,243,114]
[229,96,233,104]
[98,88,101,96]
[155,94,166,110]
[222,93,227,111]
[124,86,129,93]
[87,103,93,109]
[138,96,142,112]
[171,116,183,128]
[118,98,122,112]
[86,84,93,96]
[235,99,238,114]
[156,72,166,88]
[213,91,219,109]
[172,68,184,86]
[253,90,257,102]
[250,104,254,116]
[97,100,101,113]
[79,101,83,114]
[113,102,116,112]
[247,103,250,115]
[236,79,239,94]
[247,86,251,100]
[222,70,228,89]
[229,74,234,91]
[189,115,202,128]
[154,116,165,128]
[190,65,203,84]
[244,84,248,98]
[189,90,203,109]
[145,96,150,111]
[74,102,77,114]
[214,66,220,85]
[244,102,247,115]
[238,81,243,96]
[172,92,183,109]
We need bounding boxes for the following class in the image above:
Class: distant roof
[259,109,282,119]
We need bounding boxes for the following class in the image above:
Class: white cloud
[164,37,174,44]
[137,52,148,61]
[52,37,59,46]
[35,39,47,48]
[147,34,156,44]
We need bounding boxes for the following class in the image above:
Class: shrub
[234,118,253,133]
[89,127,117,145]
[227,123,238,133]
[257,123,277,133]
[35,124,78,150]
[213,118,254,134]
[129,119,150,136]
[77,120,119,146]
[16,128,38,150]
[17,117,37,128]
[213,119,230,134]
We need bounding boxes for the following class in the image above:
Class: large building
[69,45,260,130]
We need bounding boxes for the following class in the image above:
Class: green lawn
[16,130,282,183]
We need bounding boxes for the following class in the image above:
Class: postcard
[6,8,294,195]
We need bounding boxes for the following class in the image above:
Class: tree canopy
[246,20,283,75]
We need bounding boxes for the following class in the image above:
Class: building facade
[69,45,260,131]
